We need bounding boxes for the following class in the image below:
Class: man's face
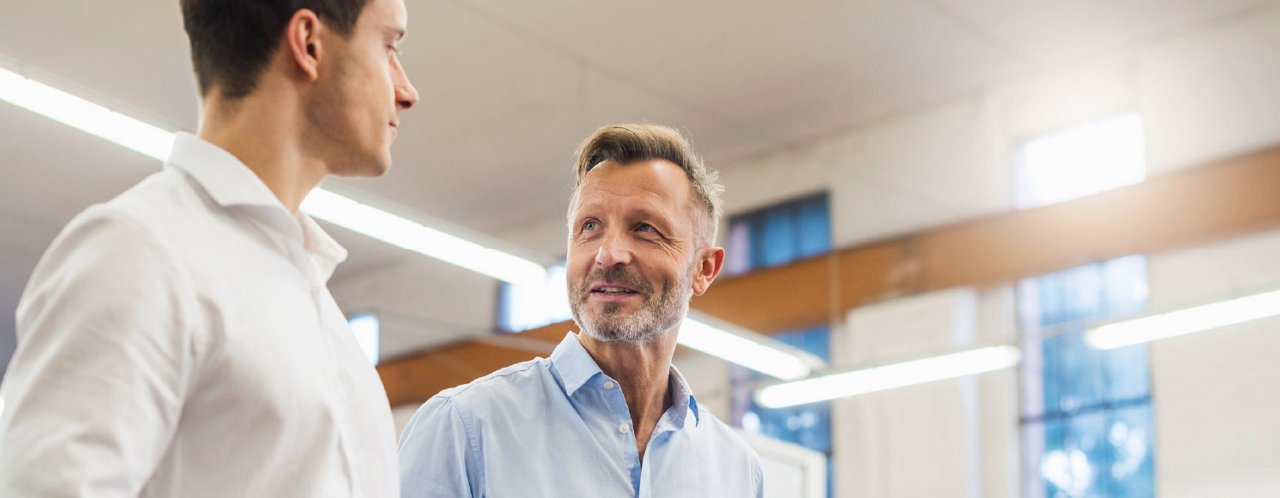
[306,0,418,177]
[566,159,703,344]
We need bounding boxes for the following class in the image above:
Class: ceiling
[1,0,1275,362]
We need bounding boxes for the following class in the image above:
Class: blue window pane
[725,220,753,276]
[1106,404,1156,497]
[796,195,831,259]
[726,193,833,497]
[1103,344,1151,401]
[1021,256,1154,498]
[753,208,798,268]
[1044,331,1106,414]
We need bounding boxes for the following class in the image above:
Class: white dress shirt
[0,133,398,497]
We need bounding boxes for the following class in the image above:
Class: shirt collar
[549,332,701,428]
[668,361,702,428]
[166,132,286,210]
[165,132,347,279]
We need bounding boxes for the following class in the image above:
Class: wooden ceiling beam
[379,144,1280,406]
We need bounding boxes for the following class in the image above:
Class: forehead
[574,159,693,212]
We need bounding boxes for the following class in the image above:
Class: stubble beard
[570,265,693,345]
[303,51,389,177]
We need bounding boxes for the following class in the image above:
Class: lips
[590,283,639,295]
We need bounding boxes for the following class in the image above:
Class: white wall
[1147,229,1280,497]
[705,5,1280,497]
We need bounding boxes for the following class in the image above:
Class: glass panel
[725,219,752,276]
[1106,404,1157,497]
[1041,411,1109,498]
[796,194,832,259]
[754,208,797,268]
[496,263,570,332]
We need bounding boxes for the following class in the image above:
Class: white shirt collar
[165,132,347,279]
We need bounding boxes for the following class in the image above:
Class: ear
[690,245,725,296]
[284,9,323,82]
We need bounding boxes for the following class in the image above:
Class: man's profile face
[306,0,418,177]
[566,159,702,344]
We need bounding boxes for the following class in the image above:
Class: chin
[331,154,391,178]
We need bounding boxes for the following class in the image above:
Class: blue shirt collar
[549,332,701,428]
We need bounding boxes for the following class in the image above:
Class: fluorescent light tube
[1,65,547,286]
[754,345,1020,408]
[0,66,174,160]
[300,189,547,286]
[1085,288,1280,350]
[2,65,818,377]
[680,312,823,380]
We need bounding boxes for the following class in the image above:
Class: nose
[595,231,633,268]
[394,65,419,111]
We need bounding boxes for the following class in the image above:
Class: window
[496,262,570,333]
[725,193,831,276]
[1019,257,1155,498]
[726,192,833,497]
[1015,114,1155,498]
[348,314,381,365]
[1014,113,1145,208]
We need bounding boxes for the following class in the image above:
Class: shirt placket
[596,375,645,496]
[637,412,679,498]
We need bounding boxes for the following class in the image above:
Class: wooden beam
[379,144,1280,406]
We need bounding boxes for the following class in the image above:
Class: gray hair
[568,124,724,247]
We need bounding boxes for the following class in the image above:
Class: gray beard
[570,266,692,345]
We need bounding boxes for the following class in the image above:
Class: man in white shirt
[0,0,418,495]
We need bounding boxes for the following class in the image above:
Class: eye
[582,219,600,231]
[635,223,656,234]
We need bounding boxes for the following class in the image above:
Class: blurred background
[3,1,1280,496]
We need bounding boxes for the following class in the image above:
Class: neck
[196,90,327,213]
[578,327,679,461]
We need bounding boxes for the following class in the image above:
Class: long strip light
[0,66,174,161]
[681,312,823,380]
[3,64,818,376]
[0,65,547,286]
[299,189,546,286]
[754,345,1021,408]
[1085,288,1280,350]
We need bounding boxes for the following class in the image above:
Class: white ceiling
[2,0,1275,362]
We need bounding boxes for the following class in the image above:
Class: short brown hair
[180,0,369,99]
[571,124,724,246]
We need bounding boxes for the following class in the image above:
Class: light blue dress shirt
[398,332,764,497]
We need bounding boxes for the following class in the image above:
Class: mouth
[589,282,641,300]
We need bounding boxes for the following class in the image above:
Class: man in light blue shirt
[398,124,763,497]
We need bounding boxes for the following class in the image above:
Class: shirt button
[619,423,630,434]
[603,381,616,390]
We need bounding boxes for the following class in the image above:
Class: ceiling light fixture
[300,189,547,286]
[1085,288,1280,350]
[2,65,817,376]
[0,66,173,160]
[754,345,1020,408]
[0,65,547,286]
[681,312,824,380]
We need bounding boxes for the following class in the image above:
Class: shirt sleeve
[0,207,198,496]
[398,395,483,498]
